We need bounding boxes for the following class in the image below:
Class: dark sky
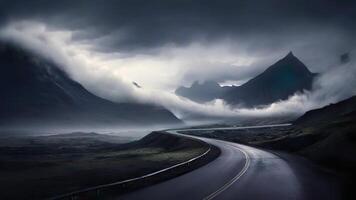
[0,0,355,117]
[0,0,355,52]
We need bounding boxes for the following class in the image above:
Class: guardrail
[49,132,211,200]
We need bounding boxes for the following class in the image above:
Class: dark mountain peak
[188,80,220,89]
[175,52,316,107]
[285,51,295,58]
[266,52,313,76]
[223,52,316,107]
[200,80,220,87]
[280,51,301,64]
[175,80,223,103]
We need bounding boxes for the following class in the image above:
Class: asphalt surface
[117,129,341,200]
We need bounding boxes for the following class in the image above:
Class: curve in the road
[119,128,340,200]
[51,126,340,200]
[203,143,250,200]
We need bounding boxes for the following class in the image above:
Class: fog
[0,122,185,139]
[0,17,354,130]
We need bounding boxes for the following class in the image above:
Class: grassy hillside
[0,131,218,199]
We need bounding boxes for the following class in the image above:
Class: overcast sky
[0,0,355,119]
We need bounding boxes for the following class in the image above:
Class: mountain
[223,52,316,107]
[175,52,316,107]
[175,80,227,103]
[0,41,181,129]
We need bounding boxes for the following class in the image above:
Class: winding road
[118,127,341,200]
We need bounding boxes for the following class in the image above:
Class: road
[117,128,341,200]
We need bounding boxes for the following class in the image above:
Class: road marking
[173,125,287,200]
[203,143,250,200]
[172,129,251,200]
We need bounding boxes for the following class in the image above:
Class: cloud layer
[0,1,355,122]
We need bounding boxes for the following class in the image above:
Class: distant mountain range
[0,41,181,129]
[175,80,228,103]
[176,52,317,107]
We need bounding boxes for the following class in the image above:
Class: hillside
[293,96,356,168]
[294,96,356,126]
[253,95,356,170]
[175,81,227,103]
[0,42,181,130]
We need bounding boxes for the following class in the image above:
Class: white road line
[203,143,250,200]
[171,129,251,200]
[172,124,288,200]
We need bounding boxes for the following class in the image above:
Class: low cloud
[243,56,356,118]
[1,20,355,123]
[0,21,136,102]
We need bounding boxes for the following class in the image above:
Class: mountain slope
[223,52,316,107]
[294,96,356,126]
[175,81,227,103]
[292,96,356,170]
[175,52,316,107]
[0,42,181,129]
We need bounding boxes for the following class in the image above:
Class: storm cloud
[0,0,355,120]
[0,0,355,52]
